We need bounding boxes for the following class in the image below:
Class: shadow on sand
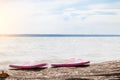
[66,78,91,80]
[52,64,90,68]
[9,67,47,71]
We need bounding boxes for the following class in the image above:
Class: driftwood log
[1,60,120,80]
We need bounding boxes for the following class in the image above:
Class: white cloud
[62,8,120,21]
[0,0,120,34]
[88,2,120,9]
[31,0,86,15]
[17,0,120,34]
[31,0,118,22]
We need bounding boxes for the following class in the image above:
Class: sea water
[0,36,120,69]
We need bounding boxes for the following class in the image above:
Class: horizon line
[0,34,120,37]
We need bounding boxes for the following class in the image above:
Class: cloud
[0,0,120,34]
[21,0,120,34]
[88,1,120,9]
[62,8,120,22]
[31,0,86,15]
[32,0,120,18]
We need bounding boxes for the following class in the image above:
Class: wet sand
[1,60,120,80]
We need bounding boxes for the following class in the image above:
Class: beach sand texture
[1,60,120,80]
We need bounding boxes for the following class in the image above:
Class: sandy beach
[0,60,119,80]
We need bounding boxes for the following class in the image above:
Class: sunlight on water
[0,37,120,69]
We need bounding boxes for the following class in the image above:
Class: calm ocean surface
[0,36,120,69]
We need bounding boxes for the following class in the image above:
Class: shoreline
[1,60,120,80]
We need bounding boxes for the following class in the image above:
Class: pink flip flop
[51,58,90,67]
[9,61,48,69]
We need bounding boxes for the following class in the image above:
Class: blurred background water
[0,36,120,69]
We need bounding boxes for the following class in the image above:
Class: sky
[0,0,120,34]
